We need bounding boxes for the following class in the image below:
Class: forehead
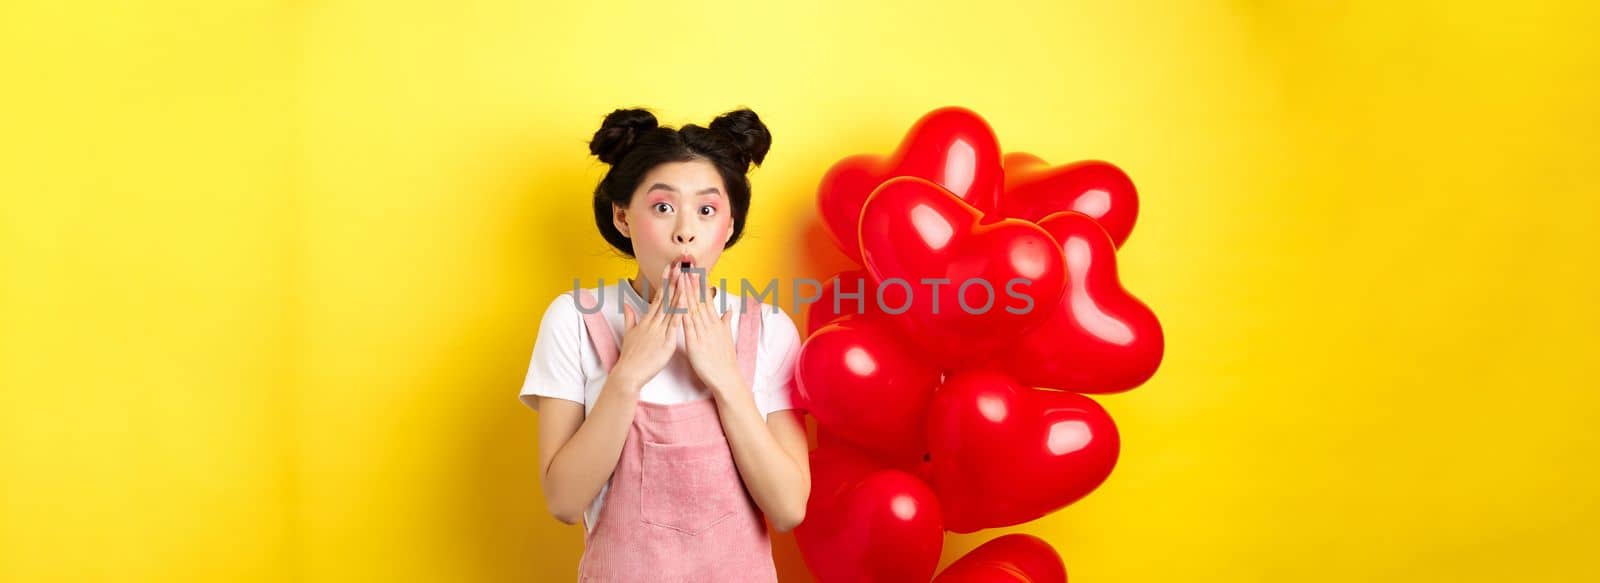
[635,159,725,196]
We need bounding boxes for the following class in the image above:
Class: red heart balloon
[998,211,1164,393]
[1000,153,1139,249]
[797,315,940,463]
[858,176,1065,368]
[1000,152,1049,176]
[804,269,908,336]
[795,443,944,582]
[926,370,1119,533]
[818,107,1004,263]
[934,534,1068,583]
[806,270,865,335]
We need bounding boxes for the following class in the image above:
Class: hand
[678,269,744,397]
[611,263,682,390]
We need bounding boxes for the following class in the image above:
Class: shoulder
[540,290,579,319]
[536,289,597,333]
[744,302,802,395]
[749,301,801,352]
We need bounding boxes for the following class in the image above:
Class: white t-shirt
[518,279,803,532]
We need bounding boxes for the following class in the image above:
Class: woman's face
[614,159,735,292]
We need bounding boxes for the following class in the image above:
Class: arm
[535,373,644,525]
[714,392,811,533]
[538,265,681,525]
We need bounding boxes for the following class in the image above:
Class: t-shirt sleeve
[753,305,805,421]
[518,293,587,412]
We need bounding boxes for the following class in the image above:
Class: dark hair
[588,107,771,257]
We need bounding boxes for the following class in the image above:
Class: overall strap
[572,289,619,371]
[735,296,763,388]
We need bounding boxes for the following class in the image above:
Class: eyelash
[651,202,718,217]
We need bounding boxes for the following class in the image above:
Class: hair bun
[589,108,659,164]
[708,108,772,168]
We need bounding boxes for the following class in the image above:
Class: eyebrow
[646,183,722,197]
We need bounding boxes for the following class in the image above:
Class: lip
[674,253,696,270]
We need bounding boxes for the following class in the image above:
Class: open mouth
[676,254,695,271]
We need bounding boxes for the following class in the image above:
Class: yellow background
[4,1,1598,581]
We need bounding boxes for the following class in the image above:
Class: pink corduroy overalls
[570,288,779,583]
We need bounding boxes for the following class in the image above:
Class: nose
[673,219,697,244]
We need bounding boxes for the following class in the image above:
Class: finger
[698,274,714,318]
[705,301,719,333]
[692,270,707,307]
[696,285,712,319]
[681,270,694,310]
[623,301,637,330]
[649,265,669,316]
[722,308,734,330]
[687,274,705,319]
[685,275,697,317]
[647,270,670,323]
[661,269,676,315]
[646,285,665,328]
[672,269,689,313]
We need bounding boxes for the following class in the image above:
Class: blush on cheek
[629,217,673,255]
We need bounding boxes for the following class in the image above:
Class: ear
[724,219,735,244]
[612,203,631,238]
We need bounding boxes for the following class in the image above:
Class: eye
[652,202,673,214]
[699,205,717,217]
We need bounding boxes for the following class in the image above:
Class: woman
[518,107,810,581]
